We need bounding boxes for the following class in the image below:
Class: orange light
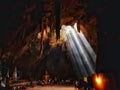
[37,32,41,39]
[93,74,106,90]
[96,76,102,85]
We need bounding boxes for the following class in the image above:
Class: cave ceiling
[0,0,111,79]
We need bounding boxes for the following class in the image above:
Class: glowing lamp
[96,76,102,85]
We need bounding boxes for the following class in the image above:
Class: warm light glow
[96,76,102,85]
[84,77,88,82]
[94,74,105,90]
[73,22,78,31]
[43,30,47,40]
[46,26,50,33]
[37,32,41,39]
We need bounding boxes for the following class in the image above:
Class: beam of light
[65,30,88,76]
[79,31,96,64]
[62,26,89,76]
[73,23,96,74]
[70,26,95,75]
[74,23,96,64]
[63,27,87,75]
[61,23,96,77]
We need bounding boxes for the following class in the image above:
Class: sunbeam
[61,23,96,78]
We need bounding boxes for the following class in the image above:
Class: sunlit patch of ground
[26,86,79,90]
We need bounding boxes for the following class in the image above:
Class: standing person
[75,80,79,90]
[1,55,8,88]
[78,79,84,90]
[83,81,88,90]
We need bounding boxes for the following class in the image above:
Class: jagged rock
[1,0,98,80]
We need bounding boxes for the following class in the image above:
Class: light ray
[61,23,96,77]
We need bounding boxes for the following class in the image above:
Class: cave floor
[26,86,83,90]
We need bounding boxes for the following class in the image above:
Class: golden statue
[43,70,50,82]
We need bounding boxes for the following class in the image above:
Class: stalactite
[54,0,61,40]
